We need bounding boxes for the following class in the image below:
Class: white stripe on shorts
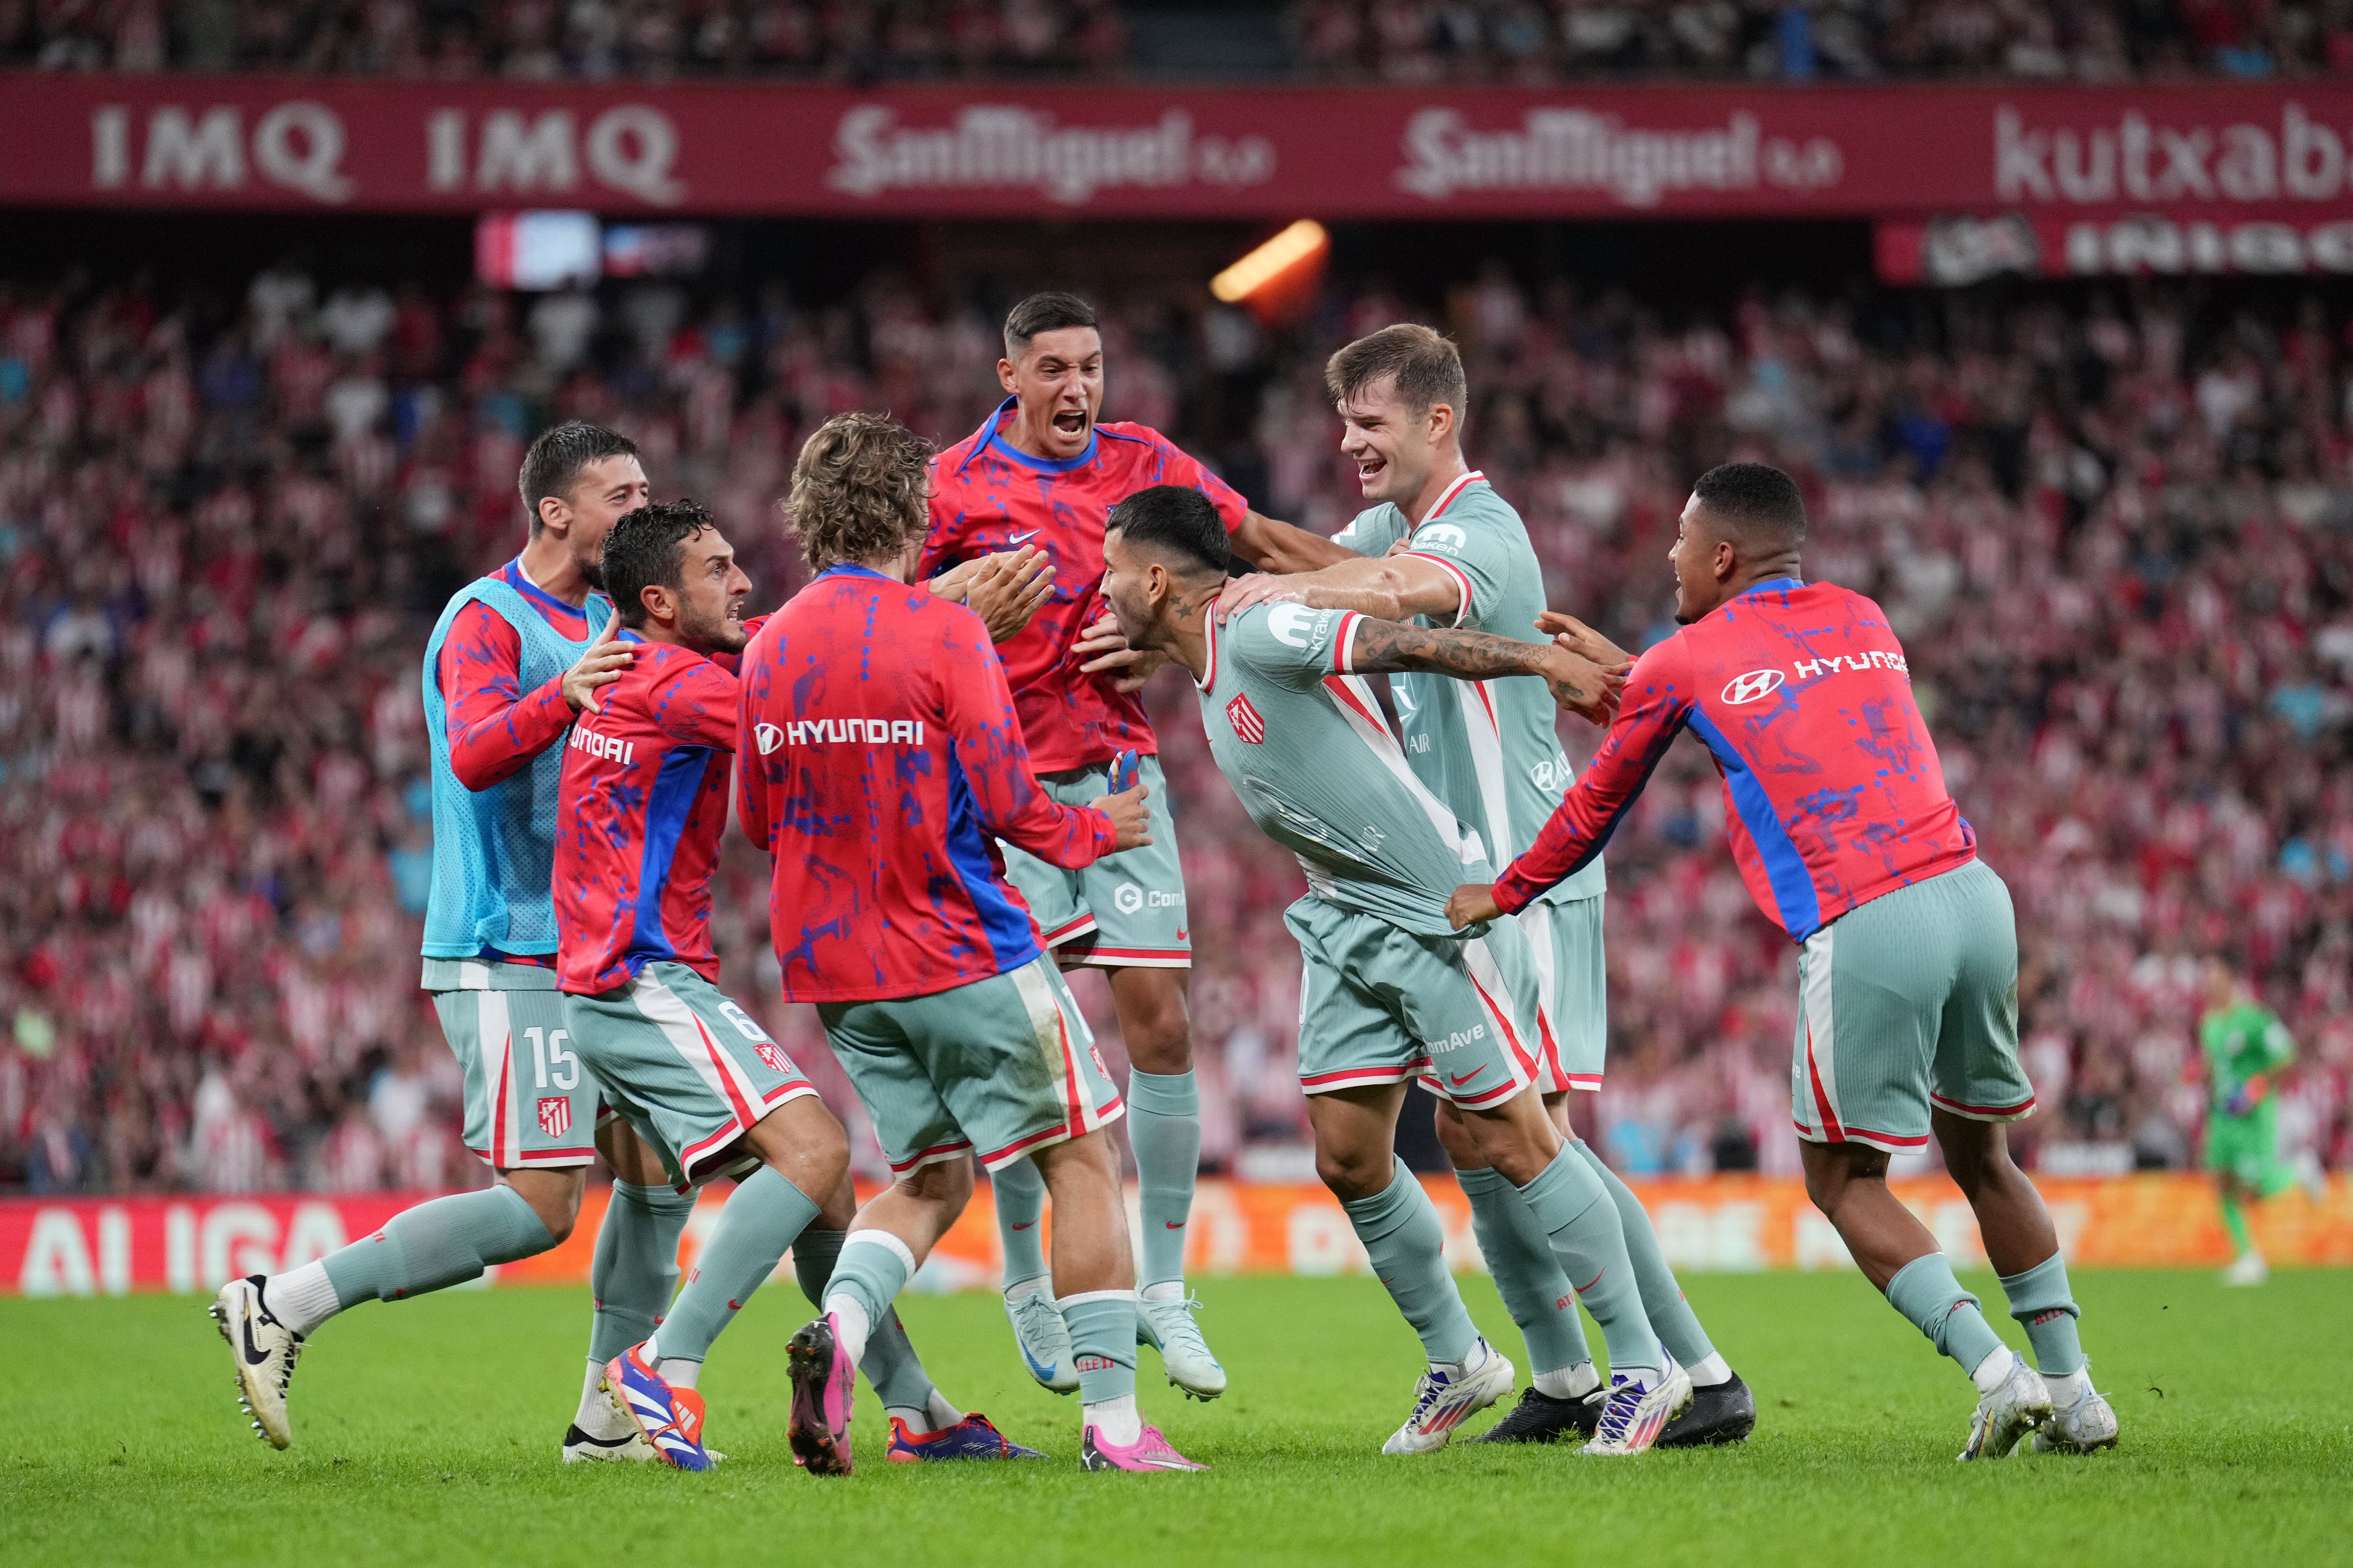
[1797,922,1844,1140]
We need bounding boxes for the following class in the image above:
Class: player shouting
[1448,462,2120,1460]
[1101,484,1696,1458]
[551,500,1025,1470]
[210,423,698,1463]
[1217,324,1752,1448]
[2199,954,2326,1286]
[740,412,1197,1474]
[921,292,1350,1398]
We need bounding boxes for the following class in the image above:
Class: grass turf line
[5,1268,2347,1567]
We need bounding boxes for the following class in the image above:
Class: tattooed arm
[1346,615,1626,724]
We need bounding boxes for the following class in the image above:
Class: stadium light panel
[1211,220,1329,306]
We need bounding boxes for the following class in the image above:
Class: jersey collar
[1196,592,1222,691]
[818,563,897,581]
[502,557,590,622]
[1420,469,1485,522]
[1736,576,1806,600]
[981,396,1099,472]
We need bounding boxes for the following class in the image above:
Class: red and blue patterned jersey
[553,626,755,995]
[736,564,1118,1002]
[437,558,596,792]
[919,398,1248,773]
[1492,578,1976,941]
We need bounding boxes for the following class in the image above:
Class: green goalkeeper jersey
[1194,598,1499,939]
[1331,471,1606,905]
[2200,1001,2294,1115]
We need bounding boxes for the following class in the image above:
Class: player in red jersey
[1448,463,2114,1462]
[921,290,1354,1397]
[743,413,1198,1473]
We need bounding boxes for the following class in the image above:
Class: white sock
[2044,1369,2091,1408]
[576,1357,634,1436]
[1969,1344,2016,1395]
[658,1358,701,1390]
[1435,1337,1492,1378]
[1533,1362,1600,1400]
[887,1391,966,1434]
[1688,1351,1733,1388]
[1085,1391,1142,1446]
[260,1262,341,1338]
[1004,1275,1051,1304]
[1140,1279,1187,1305]
[824,1293,873,1365]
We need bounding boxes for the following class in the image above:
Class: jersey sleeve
[1402,508,1515,630]
[1492,638,1695,913]
[1232,604,1363,691]
[1149,432,1249,531]
[645,652,741,750]
[915,461,969,579]
[934,608,1118,868]
[1330,504,1408,560]
[735,644,782,854]
[438,600,575,790]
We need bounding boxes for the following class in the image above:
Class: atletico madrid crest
[1226,693,1265,744]
[537,1096,571,1139]
[754,1039,788,1073]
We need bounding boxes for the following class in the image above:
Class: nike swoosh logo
[1008,529,1040,545]
[239,1312,271,1367]
[1164,1221,1185,1229]
[1447,1069,1479,1087]
[1574,1268,1605,1294]
[1010,1221,1037,1230]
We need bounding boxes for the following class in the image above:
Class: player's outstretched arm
[1228,509,1360,575]
[441,605,629,791]
[1348,617,1626,725]
[1216,551,1462,627]
[937,622,1122,867]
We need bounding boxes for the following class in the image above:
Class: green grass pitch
[7,1268,2348,1567]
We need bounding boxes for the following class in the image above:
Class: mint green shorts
[562,961,817,1187]
[1289,897,1547,1110]
[429,967,601,1172]
[1790,860,2033,1155]
[1513,894,1607,1094]
[818,955,1122,1175]
[999,757,1190,968]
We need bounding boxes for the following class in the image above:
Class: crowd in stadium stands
[8,0,2353,81]
[2,257,2350,1195]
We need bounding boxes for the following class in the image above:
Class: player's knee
[1314,1145,1387,1202]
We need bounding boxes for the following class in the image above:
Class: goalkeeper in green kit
[2200,955,2327,1286]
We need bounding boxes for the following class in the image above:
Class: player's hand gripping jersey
[1332,470,1605,905]
[736,564,1119,1001]
[552,627,756,995]
[1195,598,1501,934]
[921,398,1248,773]
[1491,578,1975,940]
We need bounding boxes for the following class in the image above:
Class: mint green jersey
[2200,1001,2294,1112]
[1331,471,1605,904]
[1195,599,1499,938]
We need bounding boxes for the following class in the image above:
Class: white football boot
[1003,1279,1080,1394]
[1138,1289,1226,1400]
[2031,1368,2120,1455]
[210,1275,302,1450]
[1581,1356,1694,1456]
[1957,1348,2052,1461]
[2221,1250,2269,1286]
[1382,1337,1514,1454]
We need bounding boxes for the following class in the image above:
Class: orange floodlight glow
[1211,220,1330,305]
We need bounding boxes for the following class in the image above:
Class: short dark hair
[1325,323,1468,420]
[1004,291,1100,359]
[1691,461,1807,550]
[786,412,933,571]
[519,421,640,536]
[1106,485,1228,577]
[603,499,714,627]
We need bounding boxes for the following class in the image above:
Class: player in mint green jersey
[2200,955,2325,1286]
[1216,324,1749,1448]
[1100,482,1700,1458]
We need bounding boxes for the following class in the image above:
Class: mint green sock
[1517,1144,1659,1378]
[1342,1158,1477,1366]
[587,1181,694,1366]
[993,1158,1049,1289]
[1885,1252,2006,1376]
[1997,1253,2085,1378]
[320,1184,553,1306]
[655,1167,820,1364]
[1574,1139,1716,1370]
[823,1232,912,1329]
[1457,1165,1589,1376]
[1128,1069,1200,1288]
[795,1227,936,1412]
[2220,1186,2253,1253]
[1058,1290,1139,1403]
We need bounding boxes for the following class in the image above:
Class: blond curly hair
[784,412,934,571]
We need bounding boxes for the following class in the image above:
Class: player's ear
[537,493,568,537]
[997,358,1018,395]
